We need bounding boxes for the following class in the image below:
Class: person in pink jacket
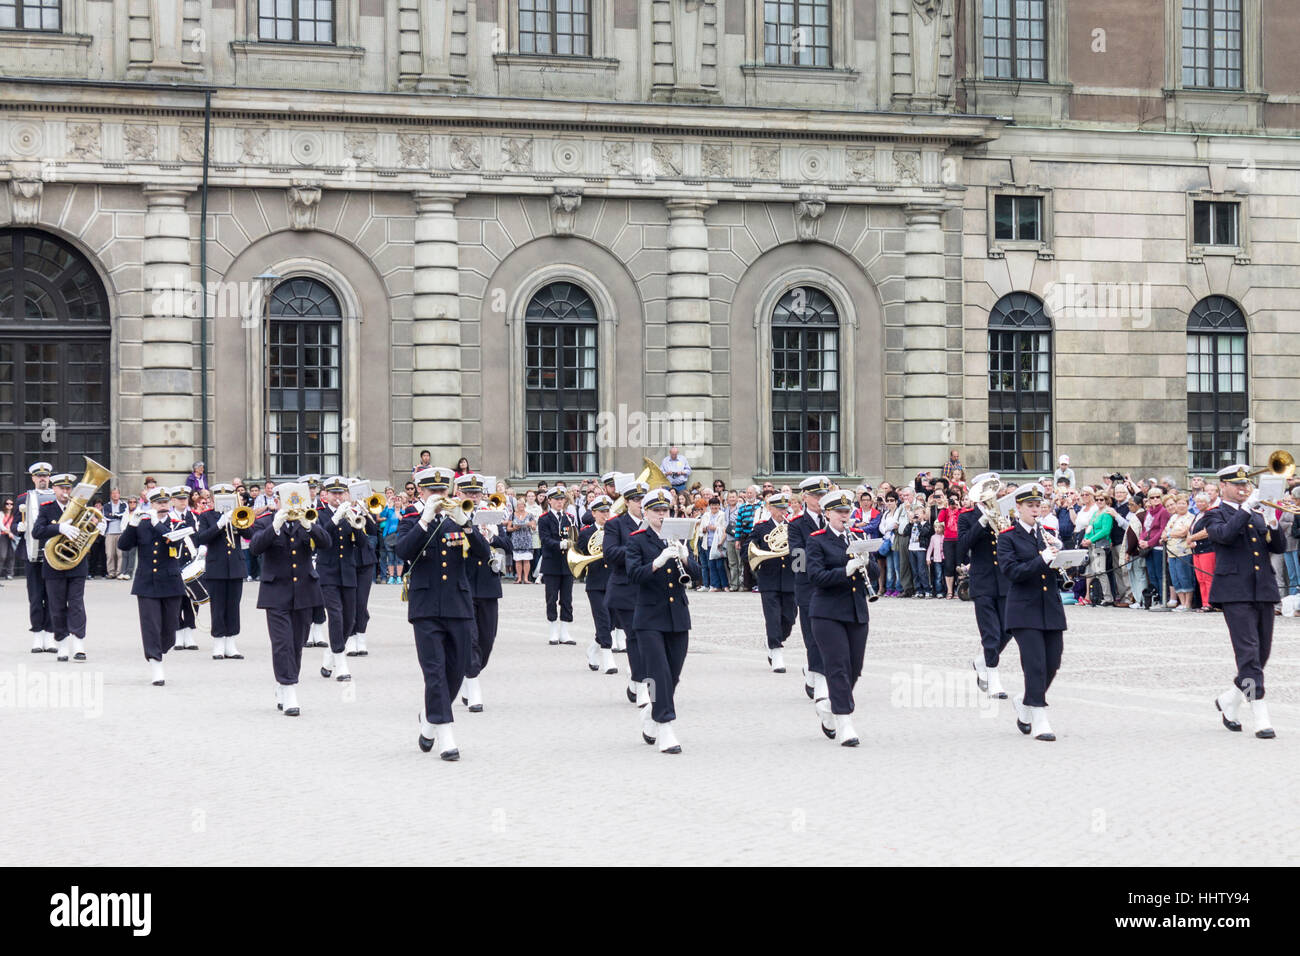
[1139,494,1171,604]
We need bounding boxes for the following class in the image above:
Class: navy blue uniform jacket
[786,510,823,605]
[1203,503,1286,604]
[625,525,699,632]
[806,528,869,624]
[748,518,796,593]
[194,510,253,579]
[33,499,89,578]
[250,515,331,611]
[537,509,576,576]
[467,523,512,600]
[118,516,186,598]
[602,512,639,610]
[315,503,359,588]
[956,508,1010,598]
[577,522,611,591]
[395,512,490,621]
[996,522,1067,631]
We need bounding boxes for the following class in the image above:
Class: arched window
[265,277,342,479]
[987,292,1052,473]
[525,281,598,475]
[1187,295,1247,471]
[0,228,110,503]
[772,286,839,474]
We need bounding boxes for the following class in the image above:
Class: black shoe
[440,749,459,761]
[468,704,482,714]
[284,707,300,717]
[1035,732,1056,742]
[626,686,637,703]
[971,661,988,693]
[661,744,682,754]
[356,650,368,657]
[152,680,165,687]
[461,696,468,705]
[613,648,626,654]
[642,731,656,746]
[820,720,835,741]
[320,667,332,678]
[227,652,244,660]
[1216,699,1242,732]
[336,673,352,682]
[74,653,86,662]
[30,647,42,654]
[419,734,435,753]
[588,663,599,672]
[212,653,225,660]
[43,647,57,654]
[1256,728,1276,739]
[346,650,360,657]
[1016,719,1032,735]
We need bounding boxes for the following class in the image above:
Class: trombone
[1248,449,1300,514]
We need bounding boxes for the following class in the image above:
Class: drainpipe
[199,90,211,467]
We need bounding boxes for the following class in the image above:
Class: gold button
[442,562,447,567]
[293,577,298,582]
[292,563,297,568]
[1253,551,1259,556]
[669,597,674,602]
[153,569,157,573]
[442,574,448,580]
[852,587,856,592]
[668,582,674,588]
[1254,565,1260,571]
[1043,586,1048,591]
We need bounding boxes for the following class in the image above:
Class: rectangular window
[258,0,335,44]
[1181,0,1242,89]
[518,0,591,56]
[764,0,832,68]
[993,194,1042,241]
[0,0,61,31]
[988,327,1052,472]
[1193,200,1238,246]
[525,319,598,474]
[982,0,1046,81]
[771,322,839,474]
[1187,332,1246,470]
[266,319,341,477]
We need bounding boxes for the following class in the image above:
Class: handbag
[877,536,892,557]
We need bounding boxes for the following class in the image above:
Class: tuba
[44,457,113,571]
[970,474,1010,534]
[748,521,789,572]
[567,527,605,579]
[611,457,671,516]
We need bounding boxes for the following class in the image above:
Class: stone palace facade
[1,1,1298,498]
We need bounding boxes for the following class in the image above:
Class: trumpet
[487,492,507,510]
[364,493,385,515]
[434,496,476,519]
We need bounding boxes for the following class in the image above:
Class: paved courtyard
[2,577,1297,866]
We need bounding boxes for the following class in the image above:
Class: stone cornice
[0,79,1005,146]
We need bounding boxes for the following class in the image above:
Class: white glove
[675,541,690,562]
[845,556,866,577]
[978,512,990,528]
[15,521,24,533]
[217,510,232,528]
[127,511,142,528]
[197,545,208,560]
[59,522,79,539]
[1039,547,1058,564]
[1243,490,1261,511]
[448,505,471,528]
[97,520,107,534]
[489,552,505,574]
[298,514,313,531]
[332,504,348,526]
[652,546,676,570]
[272,509,288,533]
[559,537,570,551]
[420,497,440,526]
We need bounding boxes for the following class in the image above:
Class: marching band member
[537,487,577,645]
[455,472,512,712]
[17,461,55,652]
[625,488,700,754]
[346,478,380,658]
[748,492,796,673]
[118,488,186,685]
[996,486,1068,742]
[956,474,1012,699]
[299,474,329,649]
[316,476,359,682]
[788,476,831,700]
[578,495,617,676]
[194,483,252,660]
[396,466,487,759]
[1205,464,1287,738]
[250,485,331,716]
[806,490,868,747]
[603,480,651,704]
[169,486,200,650]
[596,471,626,653]
[33,472,93,662]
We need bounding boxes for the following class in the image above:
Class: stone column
[902,203,950,474]
[141,185,196,481]
[411,191,465,467]
[665,198,716,471]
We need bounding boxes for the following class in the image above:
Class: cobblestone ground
[2,578,1297,866]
